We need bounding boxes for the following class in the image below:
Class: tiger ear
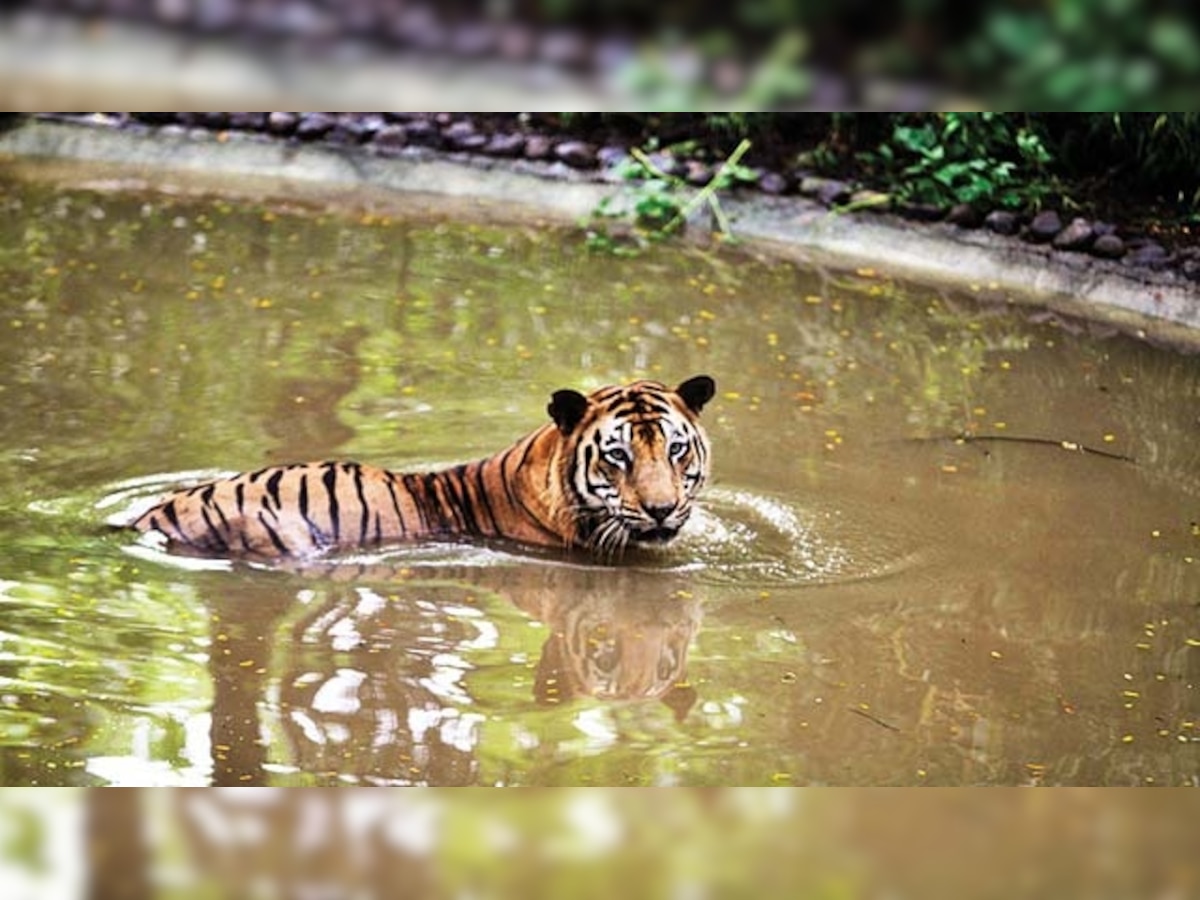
[548,389,589,435]
[676,375,715,414]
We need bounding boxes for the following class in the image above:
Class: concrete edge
[2,118,1198,352]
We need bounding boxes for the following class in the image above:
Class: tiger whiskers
[586,516,631,562]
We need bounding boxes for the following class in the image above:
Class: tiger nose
[643,501,677,524]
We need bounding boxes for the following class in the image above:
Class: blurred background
[2,789,1198,899]
[2,0,1199,109]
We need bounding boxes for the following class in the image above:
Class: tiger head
[547,375,715,554]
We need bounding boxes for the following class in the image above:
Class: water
[1,160,1198,785]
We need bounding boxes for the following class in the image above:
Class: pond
[1,159,1198,786]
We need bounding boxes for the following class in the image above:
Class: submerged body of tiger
[131,375,715,560]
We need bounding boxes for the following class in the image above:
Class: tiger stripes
[131,375,715,560]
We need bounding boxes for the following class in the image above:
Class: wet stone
[1052,217,1095,251]
[403,118,444,149]
[798,176,850,206]
[554,140,597,169]
[645,151,683,177]
[897,201,944,222]
[444,121,487,151]
[596,145,629,168]
[485,133,527,158]
[1125,241,1171,268]
[228,112,267,131]
[371,124,408,154]
[266,111,299,136]
[1026,209,1063,243]
[758,171,791,195]
[523,134,553,159]
[295,112,337,140]
[683,160,712,186]
[1091,233,1126,259]
[984,210,1020,235]
[946,203,981,228]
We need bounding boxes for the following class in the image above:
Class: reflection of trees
[200,562,703,786]
[87,791,151,900]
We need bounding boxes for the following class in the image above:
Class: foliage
[857,113,1057,210]
[1041,112,1200,208]
[584,138,756,254]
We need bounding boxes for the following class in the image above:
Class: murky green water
[1,160,1198,785]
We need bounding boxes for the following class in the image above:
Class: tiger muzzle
[631,501,683,543]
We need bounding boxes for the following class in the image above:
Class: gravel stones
[42,111,1198,283]
[1091,234,1126,259]
[1052,217,1095,251]
[553,140,597,169]
[984,210,1021,235]
[1026,209,1063,242]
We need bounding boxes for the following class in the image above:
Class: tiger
[130,375,715,560]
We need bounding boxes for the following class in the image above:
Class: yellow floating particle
[917,769,927,778]
[256,297,272,309]
[770,772,792,783]
[1135,642,1151,650]
[1121,734,1135,743]
[1102,433,1116,443]
[989,650,1003,659]
[698,309,716,320]
[1121,690,1140,698]
[856,267,877,277]
[941,464,959,474]
[1151,530,1161,538]
[1186,638,1200,647]
[238,659,256,668]
[999,360,1012,370]
[803,295,823,305]
[723,391,741,400]
[993,422,1007,430]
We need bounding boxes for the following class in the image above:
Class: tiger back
[130,375,715,560]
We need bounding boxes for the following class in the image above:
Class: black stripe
[373,510,383,545]
[160,500,187,542]
[449,466,481,534]
[470,461,498,535]
[402,474,431,532]
[322,463,341,543]
[200,484,216,504]
[256,511,289,555]
[383,475,408,537]
[423,473,456,531]
[265,469,284,510]
[349,463,370,546]
[248,467,270,483]
[298,472,325,548]
[235,482,247,517]
[200,506,230,553]
[209,496,231,532]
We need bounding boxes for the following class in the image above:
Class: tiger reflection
[512,589,700,719]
